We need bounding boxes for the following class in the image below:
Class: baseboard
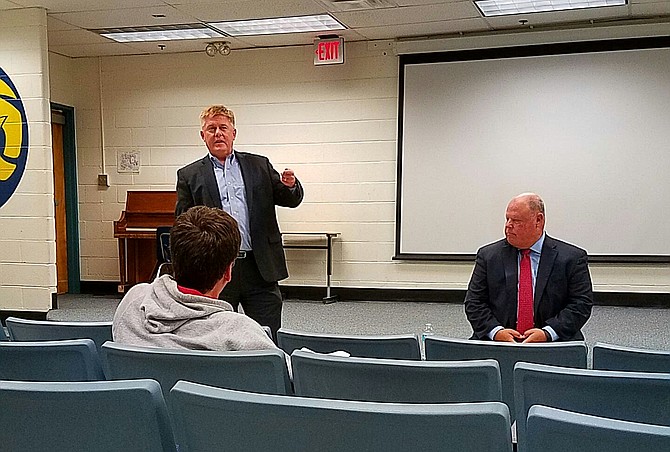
[280,285,670,308]
[280,285,467,303]
[592,292,670,307]
[1,310,48,324]
[79,280,121,295]
[29,281,670,309]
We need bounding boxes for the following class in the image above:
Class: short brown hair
[200,105,235,128]
[170,206,241,293]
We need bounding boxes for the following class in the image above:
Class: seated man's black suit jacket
[465,235,593,341]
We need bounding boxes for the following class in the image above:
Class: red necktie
[517,249,534,333]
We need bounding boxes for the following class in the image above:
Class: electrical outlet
[97,174,109,187]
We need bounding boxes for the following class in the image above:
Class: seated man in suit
[113,206,277,352]
[465,193,593,342]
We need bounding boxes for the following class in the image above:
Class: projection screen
[396,38,670,263]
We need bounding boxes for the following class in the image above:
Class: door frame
[51,102,80,293]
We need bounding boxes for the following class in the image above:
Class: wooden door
[52,117,68,293]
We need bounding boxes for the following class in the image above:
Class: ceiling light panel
[209,14,346,36]
[95,25,223,43]
[474,0,627,17]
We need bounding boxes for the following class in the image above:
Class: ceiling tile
[49,5,199,29]
[48,28,110,46]
[233,29,365,48]
[47,15,78,31]
[48,41,143,58]
[10,0,166,13]
[483,5,631,29]
[631,1,670,14]
[120,35,250,54]
[356,17,489,39]
[395,0,463,5]
[0,0,22,8]
[334,2,479,28]
[171,0,326,22]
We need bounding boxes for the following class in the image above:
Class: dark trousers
[219,251,283,341]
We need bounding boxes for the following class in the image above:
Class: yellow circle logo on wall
[0,67,29,208]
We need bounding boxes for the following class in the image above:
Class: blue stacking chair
[6,317,113,354]
[170,381,513,452]
[425,336,587,421]
[0,338,105,381]
[102,342,292,397]
[277,328,421,360]
[153,226,172,280]
[0,379,177,452]
[514,362,670,452]
[526,405,670,452]
[593,342,670,373]
[291,350,502,403]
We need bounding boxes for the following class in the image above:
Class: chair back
[0,379,176,452]
[526,405,670,452]
[593,342,670,373]
[156,226,172,263]
[6,316,113,354]
[0,339,105,381]
[292,350,502,403]
[277,328,421,360]
[514,362,670,452]
[425,336,587,421]
[169,381,513,452]
[0,324,8,341]
[101,342,291,397]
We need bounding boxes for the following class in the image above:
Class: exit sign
[314,37,344,66]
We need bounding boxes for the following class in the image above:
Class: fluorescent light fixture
[209,14,345,36]
[95,25,223,43]
[475,0,627,17]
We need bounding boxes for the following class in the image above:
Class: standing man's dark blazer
[465,235,593,341]
[175,152,303,283]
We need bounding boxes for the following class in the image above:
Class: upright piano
[114,191,177,293]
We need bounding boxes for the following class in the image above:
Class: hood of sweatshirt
[140,275,234,334]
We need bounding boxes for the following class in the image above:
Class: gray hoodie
[112,275,277,352]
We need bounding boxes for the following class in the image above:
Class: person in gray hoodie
[112,205,276,352]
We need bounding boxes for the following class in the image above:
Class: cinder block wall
[47,41,670,295]
[0,8,55,312]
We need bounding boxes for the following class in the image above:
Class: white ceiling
[1,0,669,57]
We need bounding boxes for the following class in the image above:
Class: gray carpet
[48,295,670,355]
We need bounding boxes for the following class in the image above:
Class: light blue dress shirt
[210,152,252,251]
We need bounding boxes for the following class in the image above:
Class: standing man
[176,105,304,339]
[465,193,593,342]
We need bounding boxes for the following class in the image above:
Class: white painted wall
[46,40,669,295]
[0,8,55,312]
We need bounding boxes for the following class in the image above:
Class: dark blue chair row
[514,362,670,452]
[5,317,112,353]
[526,405,670,452]
[0,379,176,452]
[169,381,512,452]
[0,378,513,452]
